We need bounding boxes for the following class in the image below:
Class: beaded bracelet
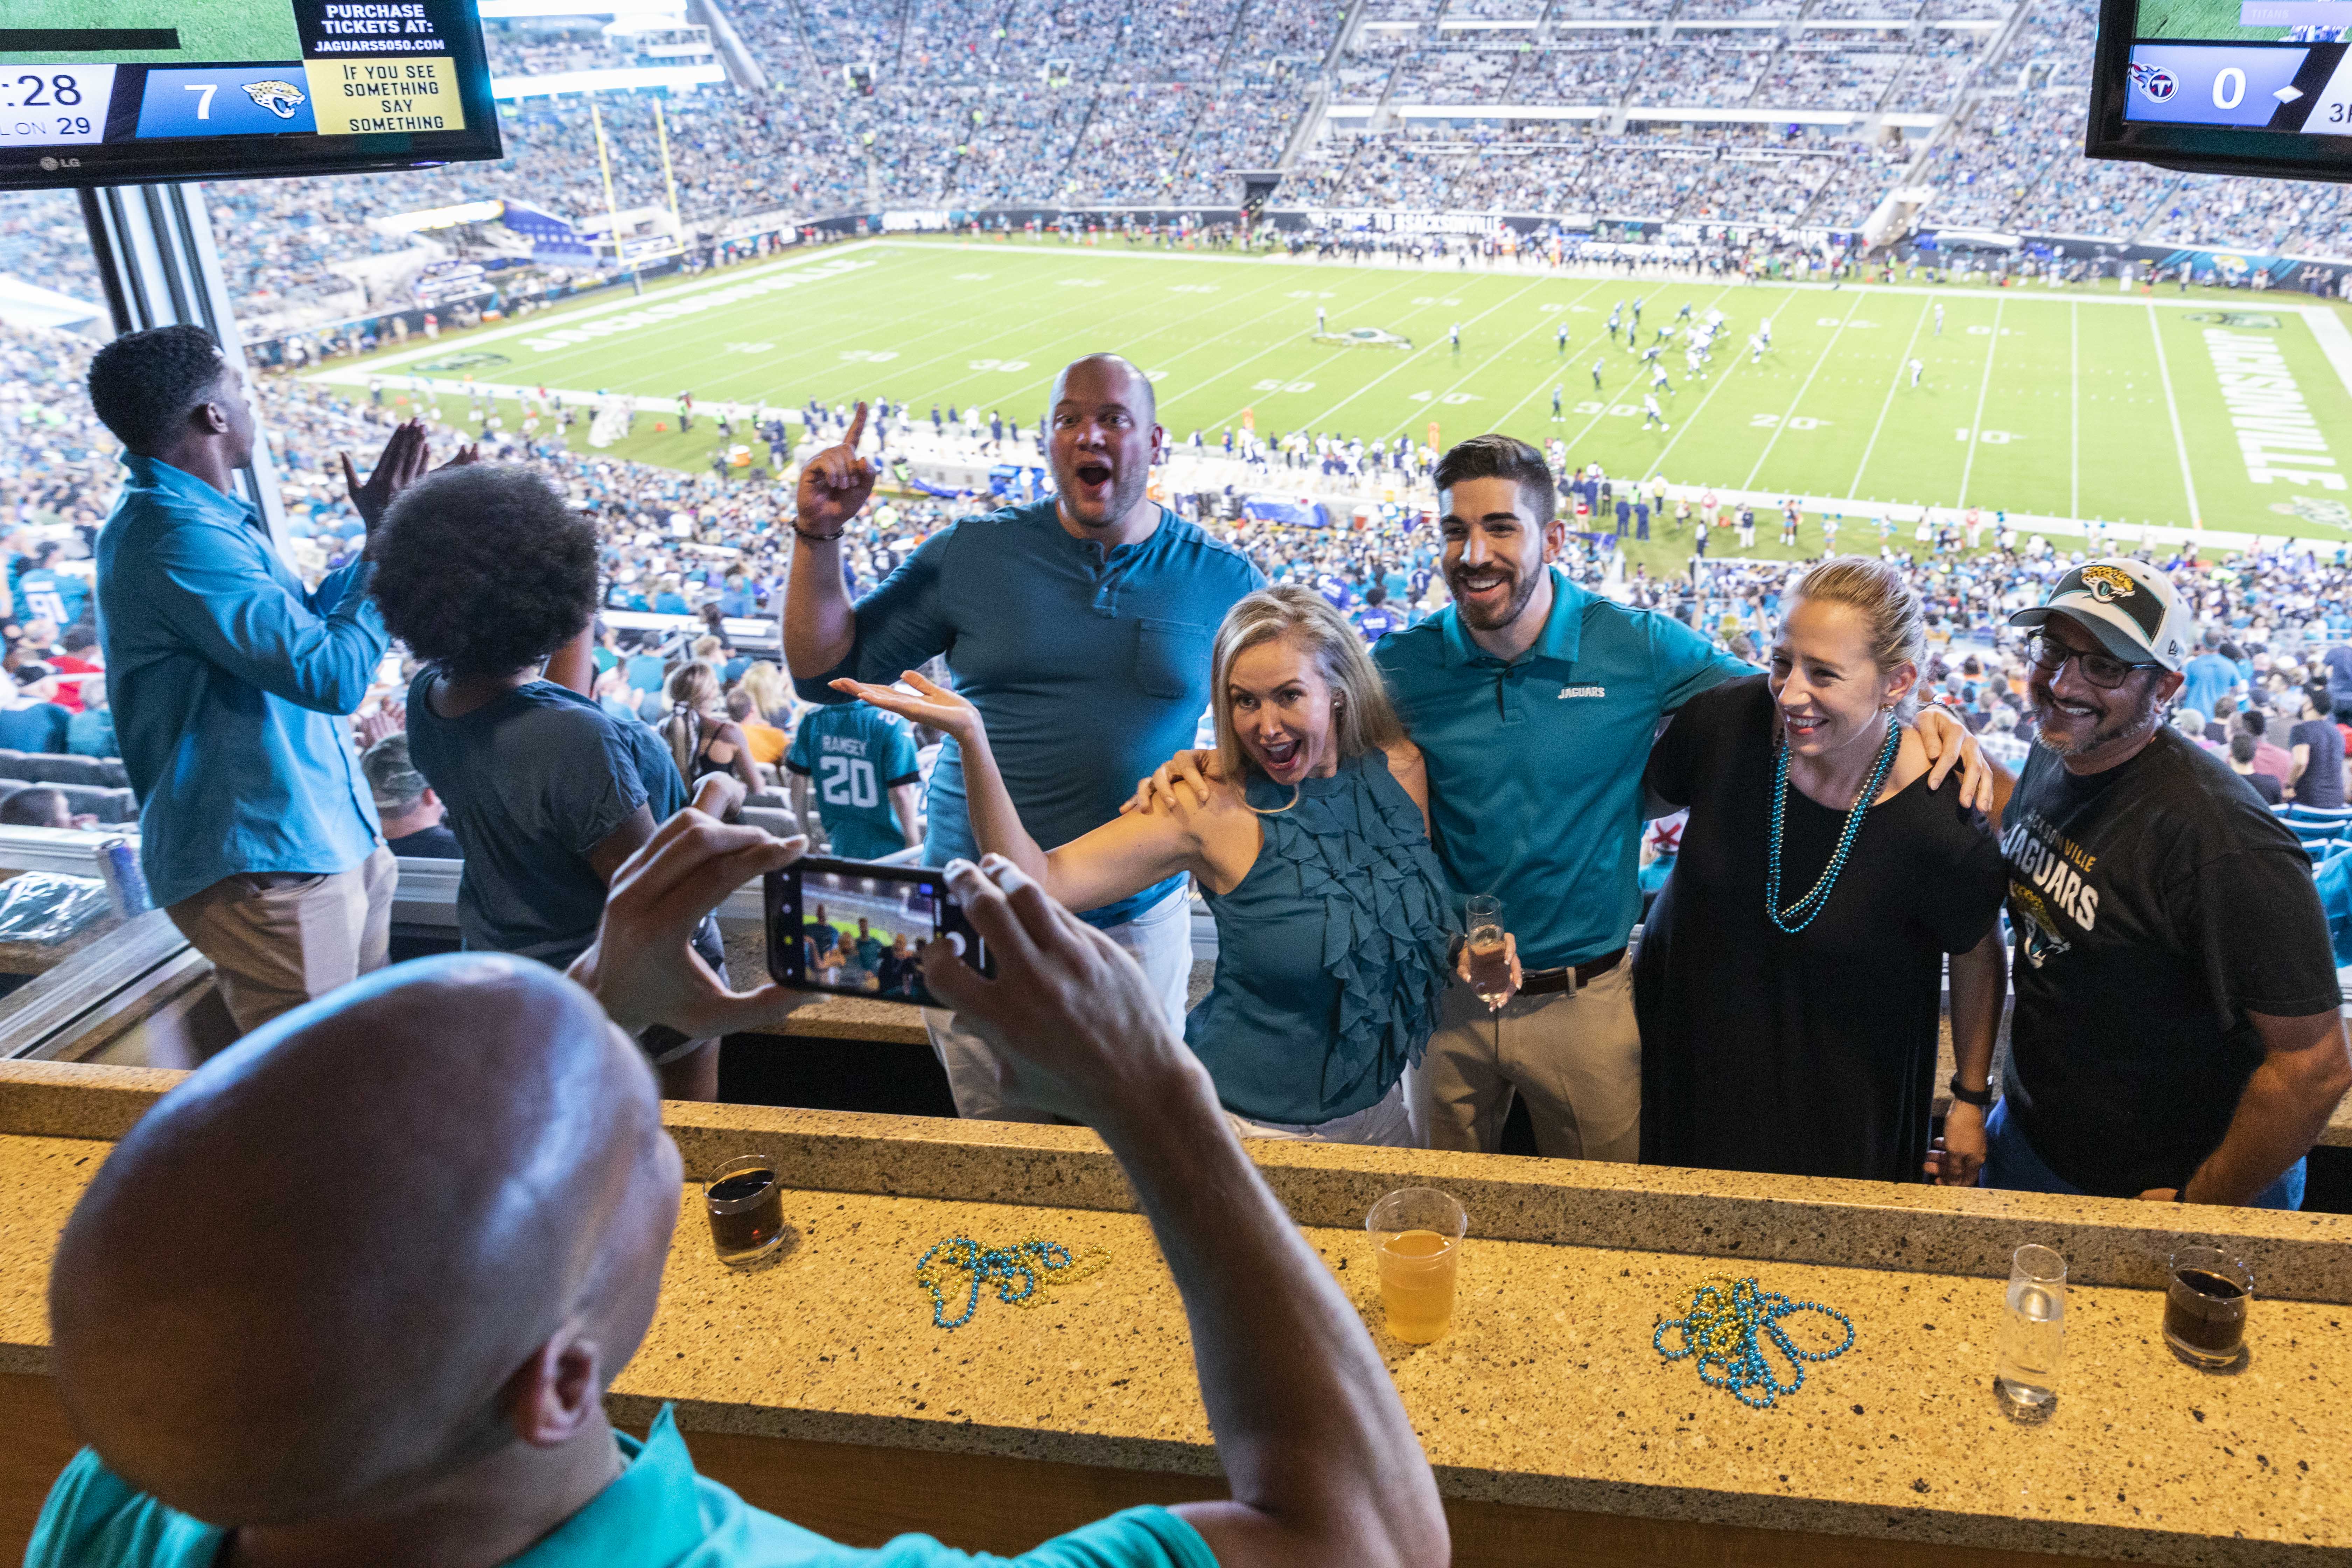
[1655,1274,1856,1409]
[915,1237,1113,1331]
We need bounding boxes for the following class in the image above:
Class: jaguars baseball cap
[2008,557,2193,673]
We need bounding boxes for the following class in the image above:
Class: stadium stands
[10,0,2352,356]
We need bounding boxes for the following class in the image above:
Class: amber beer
[705,1155,787,1266]
[1366,1188,1468,1344]
[1376,1230,1460,1343]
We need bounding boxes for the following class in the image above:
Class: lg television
[2090,0,2352,180]
[0,0,501,191]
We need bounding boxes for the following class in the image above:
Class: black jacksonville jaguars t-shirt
[2001,727,2341,1196]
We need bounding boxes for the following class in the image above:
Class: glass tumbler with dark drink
[2164,1247,2252,1370]
[705,1155,787,1267]
[1464,895,1510,1004]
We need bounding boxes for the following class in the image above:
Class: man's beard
[1446,562,1542,632]
[1062,467,1146,527]
[2028,684,2163,758]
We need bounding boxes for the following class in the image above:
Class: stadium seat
[2315,845,2352,967]
[0,751,130,790]
[738,806,800,840]
[2286,804,2352,825]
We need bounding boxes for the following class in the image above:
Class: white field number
[968,358,1030,372]
[1253,379,1315,392]
[1955,429,2020,442]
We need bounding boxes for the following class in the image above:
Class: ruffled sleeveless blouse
[1185,748,1455,1125]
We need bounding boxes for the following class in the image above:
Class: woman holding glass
[1633,557,2009,1184]
[836,585,1454,1145]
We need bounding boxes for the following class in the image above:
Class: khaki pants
[167,848,398,1036]
[1405,961,1641,1161]
[926,884,1191,1123]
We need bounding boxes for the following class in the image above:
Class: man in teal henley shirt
[784,357,1262,1120]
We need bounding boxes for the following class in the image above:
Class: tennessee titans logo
[2128,62,2178,102]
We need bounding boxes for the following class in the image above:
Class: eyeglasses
[2023,632,2159,692]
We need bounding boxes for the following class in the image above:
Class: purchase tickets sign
[290,0,472,135]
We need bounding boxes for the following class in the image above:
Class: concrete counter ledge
[0,1063,2341,1566]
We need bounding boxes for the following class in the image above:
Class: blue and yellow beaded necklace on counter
[1655,1275,1856,1409]
[915,1237,1112,1330]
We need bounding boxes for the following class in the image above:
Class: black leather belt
[1517,947,1626,997]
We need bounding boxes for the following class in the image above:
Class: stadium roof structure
[0,276,104,335]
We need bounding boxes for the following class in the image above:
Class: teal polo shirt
[1374,568,1748,972]
[29,1406,1217,1568]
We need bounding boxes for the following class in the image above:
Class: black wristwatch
[1947,1074,1993,1109]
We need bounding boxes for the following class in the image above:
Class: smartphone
[765,857,992,1009]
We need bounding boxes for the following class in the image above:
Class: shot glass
[1366,1187,1468,1344]
[1993,1244,2066,1422]
[2164,1247,2253,1370]
[1463,896,1508,1003]
[705,1154,787,1267]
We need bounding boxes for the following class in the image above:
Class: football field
[317,238,2352,546]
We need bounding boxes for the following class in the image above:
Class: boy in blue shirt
[785,700,922,860]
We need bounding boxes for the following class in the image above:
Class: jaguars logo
[243,80,307,120]
[2078,564,2137,602]
[2270,497,2352,533]
[2007,885,2071,971]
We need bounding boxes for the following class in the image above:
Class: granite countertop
[0,1069,2343,1564]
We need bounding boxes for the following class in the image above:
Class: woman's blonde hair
[1210,586,1405,810]
[739,660,790,723]
[662,662,722,776]
[1786,556,1926,719]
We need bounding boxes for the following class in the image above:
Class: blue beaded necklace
[1654,1275,1856,1409]
[914,1237,1110,1331]
[1764,713,1901,935]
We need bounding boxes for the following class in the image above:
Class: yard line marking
[2069,301,2081,522]
[2144,302,2201,528]
[1846,296,1931,499]
[1636,287,1749,477]
[1285,274,1614,442]
[1484,276,1631,432]
[1174,270,1438,427]
[1293,276,1551,428]
[1956,296,2004,507]
[1742,291,1863,492]
[2296,305,2352,401]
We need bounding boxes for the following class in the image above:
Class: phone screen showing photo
[764,858,989,1009]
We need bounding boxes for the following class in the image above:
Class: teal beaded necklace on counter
[1764,714,1902,935]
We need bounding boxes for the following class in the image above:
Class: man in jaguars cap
[1940,558,2351,1207]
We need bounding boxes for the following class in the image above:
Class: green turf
[319,238,2352,553]
[5,0,301,64]
[2134,0,2287,41]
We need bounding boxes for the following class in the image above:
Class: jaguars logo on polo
[244,81,308,120]
[2079,564,2138,603]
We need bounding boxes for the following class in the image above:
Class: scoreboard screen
[0,0,500,191]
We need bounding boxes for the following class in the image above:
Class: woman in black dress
[1634,557,2009,1184]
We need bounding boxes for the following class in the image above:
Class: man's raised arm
[925,856,1449,1568]
[783,400,875,679]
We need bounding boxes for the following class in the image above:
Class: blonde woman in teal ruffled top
[835,585,1455,1144]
